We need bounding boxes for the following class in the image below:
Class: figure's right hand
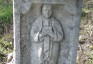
[39,28,48,38]
[38,34,44,41]
[39,32,47,38]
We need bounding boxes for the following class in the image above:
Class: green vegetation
[0,34,13,54]
[0,34,13,63]
[77,0,93,64]
[0,5,12,24]
[0,0,12,24]
[0,0,13,35]
[0,0,13,63]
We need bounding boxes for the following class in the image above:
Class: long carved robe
[30,16,63,64]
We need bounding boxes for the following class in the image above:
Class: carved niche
[30,4,63,64]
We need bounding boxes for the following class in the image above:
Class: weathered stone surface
[13,0,82,64]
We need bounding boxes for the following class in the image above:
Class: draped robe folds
[30,16,63,64]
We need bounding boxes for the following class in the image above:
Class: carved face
[42,5,52,18]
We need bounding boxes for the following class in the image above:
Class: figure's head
[42,4,52,18]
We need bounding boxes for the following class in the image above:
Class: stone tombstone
[13,0,82,64]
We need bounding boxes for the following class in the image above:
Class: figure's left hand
[44,27,54,38]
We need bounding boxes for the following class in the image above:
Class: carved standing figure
[30,4,63,64]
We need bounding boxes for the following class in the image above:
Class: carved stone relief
[14,0,82,64]
[30,4,63,64]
